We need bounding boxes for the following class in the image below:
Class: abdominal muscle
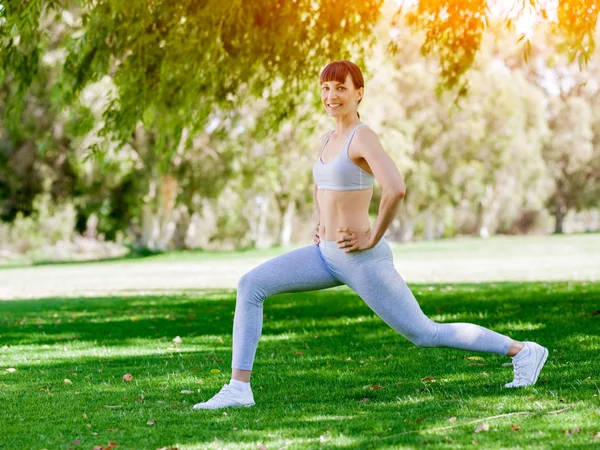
[317,188,373,241]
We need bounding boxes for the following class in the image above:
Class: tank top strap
[343,123,367,156]
[319,130,335,159]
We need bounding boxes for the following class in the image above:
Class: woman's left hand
[336,227,375,253]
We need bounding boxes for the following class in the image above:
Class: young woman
[193,60,548,410]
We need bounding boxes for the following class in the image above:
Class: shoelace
[205,384,238,407]
[511,357,529,384]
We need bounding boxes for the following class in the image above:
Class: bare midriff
[317,188,373,241]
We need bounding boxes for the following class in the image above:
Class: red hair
[319,60,364,97]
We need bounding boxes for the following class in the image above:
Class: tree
[2,0,598,152]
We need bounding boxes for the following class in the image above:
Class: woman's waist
[318,218,371,241]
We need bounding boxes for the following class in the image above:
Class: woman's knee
[237,272,266,306]
[405,322,440,348]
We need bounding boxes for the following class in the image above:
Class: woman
[193,60,548,410]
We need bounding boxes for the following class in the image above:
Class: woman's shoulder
[354,124,380,142]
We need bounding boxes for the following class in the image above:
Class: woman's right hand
[313,222,320,245]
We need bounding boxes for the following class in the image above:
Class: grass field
[1,281,599,449]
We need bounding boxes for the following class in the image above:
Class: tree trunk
[399,217,416,242]
[252,195,271,248]
[279,201,295,246]
[553,179,567,234]
[171,206,191,249]
[424,209,435,241]
[553,196,566,234]
[155,175,178,250]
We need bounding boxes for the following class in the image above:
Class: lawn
[1,281,599,449]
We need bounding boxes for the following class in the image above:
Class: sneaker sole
[193,402,255,410]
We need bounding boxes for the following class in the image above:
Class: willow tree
[2,0,598,144]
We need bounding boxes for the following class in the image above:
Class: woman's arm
[348,128,406,247]
[313,131,331,244]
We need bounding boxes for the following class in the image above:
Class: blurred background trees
[0,0,599,258]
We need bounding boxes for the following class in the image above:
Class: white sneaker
[192,383,255,410]
[504,341,548,388]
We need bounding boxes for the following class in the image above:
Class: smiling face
[319,60,365,118]
[321,74,364,117]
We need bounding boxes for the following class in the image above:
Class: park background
[0,0,599,263]
[1,1,600,449]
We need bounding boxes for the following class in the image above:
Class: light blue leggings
[232,238,511,370]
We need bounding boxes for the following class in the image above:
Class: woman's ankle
[232,368,252,383]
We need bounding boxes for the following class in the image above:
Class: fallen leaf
[371,385,385,390]
[147,419,157,425]
[232,427,238,431]
[593,432,600,440]
[345,357,352,361]
[294,351,304,356]
[135,396,143,403]
[108,429,120,433]
[480,372,489,377]
[104,405,121,409]
[563,428,581,436]
[511,424,521,431]
[475,423,490,433]
[467,356,484,361]
[415,417,425,422]
[83,413,88,419]
[86,424,92,429]
[122,374,133,382]
[73,440,81,445]
[180,390,194,394]
[448,417,457,423]
[421,377,436,382]
[5,368,17,373]
[210,369,220,374]
[359,397,369,402]
[472,440,478,445]
[502,362,513,367]
[386,354,393,359]
[64,379,73,384]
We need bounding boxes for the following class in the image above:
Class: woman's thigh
[342,249,434,342]
[239,244,342,299]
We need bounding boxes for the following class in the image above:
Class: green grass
[1,282,599,449]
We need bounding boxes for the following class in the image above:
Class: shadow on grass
[1,281,598,348]
[1,281,599,449]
